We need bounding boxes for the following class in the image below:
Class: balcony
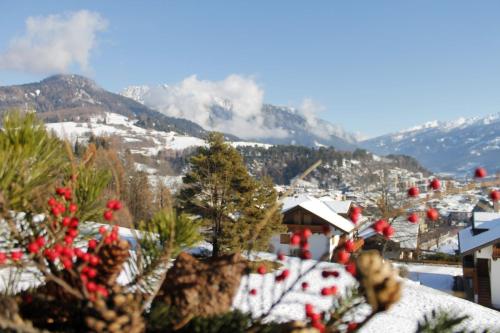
[493,244,500,260]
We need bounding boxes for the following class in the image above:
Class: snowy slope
[233,254,500,332]
[46,112,206,154]
[361,113,500,175]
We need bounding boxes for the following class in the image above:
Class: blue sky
[1,1,500,137]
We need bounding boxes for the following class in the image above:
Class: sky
[1,1,500,138]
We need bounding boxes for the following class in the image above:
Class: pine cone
[95,239,130,287]
[355,250,401,312]
[85,286,145,333]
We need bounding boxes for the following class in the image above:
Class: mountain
[122,85,358,151]
[360,114,500,175]
[0,74,207,137]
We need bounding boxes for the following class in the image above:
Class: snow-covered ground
[396,263,462,293]
[233,254,500,332]
[2,234,498,332]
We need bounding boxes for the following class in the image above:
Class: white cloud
[0,10,107,74]
[138,75,289,139]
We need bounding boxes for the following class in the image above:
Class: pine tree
[222,176,285,252]
[178,132,282,256]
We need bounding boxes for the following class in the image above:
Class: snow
[397,263,461,293]
[231,141,272,149]
[232,255,500,332]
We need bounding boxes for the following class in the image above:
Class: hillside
[0,74,208,137]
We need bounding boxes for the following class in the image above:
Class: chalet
[458,212,500,309]
[270,195,356,260]
[358,217,420,260]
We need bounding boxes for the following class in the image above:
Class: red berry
[86,281,97,292]
[87,268,97,278]
[62,259,73,270]
[103,211,113,221]
[55,187,66,196]
[426,208,439,221]
[344,239,355,252]
[51,207,61,216]
[311,320,325,332]
[345,262,357,276]
[74,248,84,258]
[373,219,388,233]
[277,252,285,261]
[347,322,358,332]
[321,286,337,296]
[257,265,266,275]
[53,244,63,254]
[475,167,487,178]
[336,249,350,264]
[383,225,395,238]
[89,255,100,266]
[67,229,78,238]
[301,250,312,260]
[64,190,72,201]
[0,252,7,264]
[429,178,441,190]
[69,203,78,213]
[305,303,314,315]
[290,233,301,246]
[35,236,46,247]
[249,288,257,296]
[276,269,290,282]
[27,242,40,254]
[48,197,57,207]
[107,199,123,211]
[408,213,419,224]
[301,281,309,290]
[352,206,362,215]
[82,253,91,262]
[96,285,109,297]
[64,236,74,245]
[301,228,312,239]
[104,236,113,244]
[300,240,310,250]
[10,250,23,261]
[70,218,79,228]
[61,247,74,257]
[62,216,71,227]
[408,186,420,197]
[350,212,360,224]
[88,239,98,249]
[490,190,500,202]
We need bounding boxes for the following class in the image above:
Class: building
[270,195,356,260]
[359,216,420,260]
[458,212,500,309]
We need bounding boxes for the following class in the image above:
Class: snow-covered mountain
[122,85,358,151]
[360,114,500,175]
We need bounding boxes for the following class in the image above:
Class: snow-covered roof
[473,212,500,229]
[281,195,355,233]
[459,212,500,254]
[318,196,352,214]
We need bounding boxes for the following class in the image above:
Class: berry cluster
[0,186,125,302]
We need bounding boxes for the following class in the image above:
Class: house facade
[270,195,356,260]
[458,212,500,309]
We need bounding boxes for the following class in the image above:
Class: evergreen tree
[178,132,282,256]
